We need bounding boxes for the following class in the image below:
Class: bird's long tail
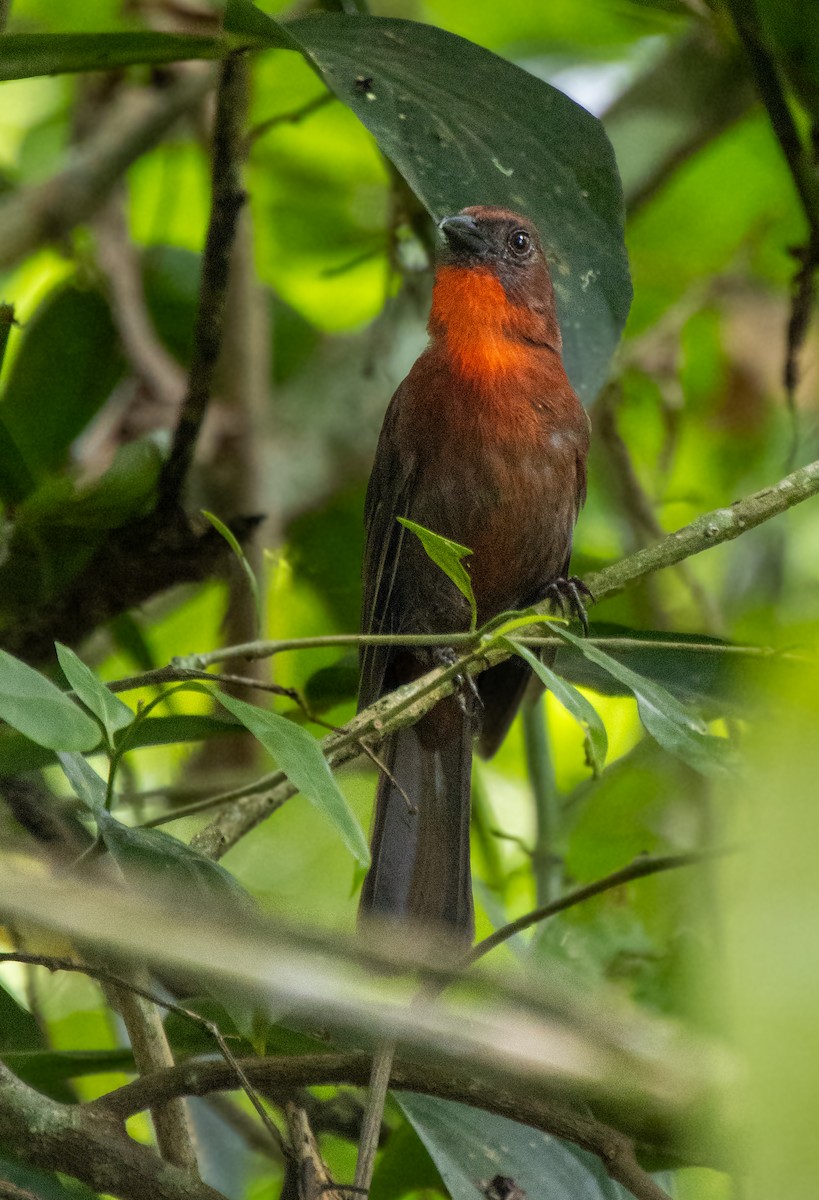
[359,696,474,938]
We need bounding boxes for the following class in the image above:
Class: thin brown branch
[469,848,733,964]
[93,189,187,414]
[158,53,248,510]
[244,91,334,152]
[285,1102,346,1200]
[93,1053,678,1200]
[101,976,199,1172]
[0,952,287,1160]
[0,68,214,272]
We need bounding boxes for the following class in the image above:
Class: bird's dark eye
[507,228,531,255]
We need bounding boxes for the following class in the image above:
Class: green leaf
[0,283,124,478]
[0,650,100,752]
[1,1047,135,1089]
[217,691,370,866]
[96,813,253,909]
[398,517,477,631]
[284,11,631,402]
[554,623,751,714]
[504,637,607,776]
[58,756,254,905]
[0,32,226,80]
[0,983,76,1102]
[202,510,262,636]
[55,644,133,744]
[57,751,108,813]
[549,625,733,776]
[370,1117,446,1200]
[0,714,241,777]
[399,1093,631,1199]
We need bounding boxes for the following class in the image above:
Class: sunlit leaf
[217,691,370,865]
[398,517,477,631]
[504,637,607,776]
[548,625,733,776]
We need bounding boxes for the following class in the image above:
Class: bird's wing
[359,383,417,711]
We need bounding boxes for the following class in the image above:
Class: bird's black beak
[438,214,488,257]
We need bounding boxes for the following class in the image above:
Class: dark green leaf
[398,517,477,631]
[56,644,133,743]
[0,1156,97,1199]
[370,1117,446,1200]
[549,625,733,776]
[0,983,76,1102]
[0,415,35,505]
[0,650,100,751]
[285,11,631,402]
[304,655,359,714]
[1,1047,134,1089]
[217,691,370,865]
[0,713,241,776]
[399,1093,630,1199]
[554,623,751,714]
[504,637,607,776]
[0,283,124,477]
[0,982,42,1053]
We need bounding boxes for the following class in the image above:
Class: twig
[101,975,199,1172]
[93,189,187,415]
[93,1053,683,1200]
[0,952,287,1160]
[0,68,215,271]
[522,695,562,906]
[468,848,733,964]
[353,1043,394,1194]
[158,53,248,510]
[285,1102,346,1200]
[244,91,334,152]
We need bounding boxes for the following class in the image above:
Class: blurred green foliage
[0,0,817,1198]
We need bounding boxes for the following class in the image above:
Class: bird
[358,206,591,941]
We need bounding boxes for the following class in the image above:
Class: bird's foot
[432,646,482,713]
[545,576,593,636]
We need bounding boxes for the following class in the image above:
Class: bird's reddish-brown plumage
[358,205,591,937]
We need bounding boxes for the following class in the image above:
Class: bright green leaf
[398,517,477,632]
[504,637,607,776]
[55,643,133,743]
[549,625,733,776]
[217,691,370,866]
[0,650,100,752]
[202,509,262,636]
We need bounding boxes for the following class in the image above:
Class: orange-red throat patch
[429,265,528,384]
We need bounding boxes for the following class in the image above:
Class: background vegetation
[0,1,818,1199]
